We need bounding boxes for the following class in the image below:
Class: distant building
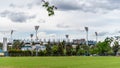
[0,49,4,56]
[73,39,86,45]
[21,40,46,51]
[21,41,32,51]
[88,40,96,45]
[73,39,96,46]
[21,46,32,51]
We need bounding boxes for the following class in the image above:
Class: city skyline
[0,0,120,42]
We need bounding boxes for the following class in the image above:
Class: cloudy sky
[0,0,120,42]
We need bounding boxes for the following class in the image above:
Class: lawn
[0,56,120,68]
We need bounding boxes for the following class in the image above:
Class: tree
[12,40,24,50]
[112,41,120,55]
[0,42,2,49]
[52,45,59,56]
[81,45,90,56]
[96,37,112,56]
[76,45,80,55]
[89,46,99,55]
[57,43,64,56]
[45,44,52,56]
[42,0,57,16]
[66,45,72,56]
[77,48,85,56]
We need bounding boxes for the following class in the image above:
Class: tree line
[2,37,119,56]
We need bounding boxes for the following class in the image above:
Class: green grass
[0,56,120,68]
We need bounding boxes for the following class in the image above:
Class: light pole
[65,34,69,55]
[30,34,33,41]
[35,26,39,56]
[65,34,69,42]
[85,27,88,46]
[10,30,14,49]
[95,32,98,43]
[10,30,14,43]
[35,26,39,41]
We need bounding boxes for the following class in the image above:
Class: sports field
[0,56,120,68]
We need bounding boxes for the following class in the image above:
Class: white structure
[85,27,88,46]
[21,43,46,51]
[95,32,98,43]
[21,44,32,51]
[34,44,46,51]
[3,37,7,52]
[72,45,78,49]
[35,26,39,41]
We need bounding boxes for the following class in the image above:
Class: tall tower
[30,34,34,41]
[95,32,98,43]
[35,26,39,41]
[10,30,14,44]
[85,27,88,46]
[3,37,7,52]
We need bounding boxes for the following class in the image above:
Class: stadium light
[35,26,39,41]
[85,27,88,46]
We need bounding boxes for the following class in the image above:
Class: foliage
[96,38,111,56]
[45,44,52,56]
[7,37,120,56]
[112,41,120,55]
[66,45,72,56]
[42,0,57,16]
[8,49,31,56]
[0,42,2,49]
[57,43,64,56]
[12,40,24,50]
[89,46,99,55]
[52,45,59,56]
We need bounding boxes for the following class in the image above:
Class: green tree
[66,45,72,56]
[42,0,57,16]
[77,48,85,56]
[96,37,112,56]
[52,45,58,56]
[12,40,24,50]
[112,41,120,55]
[81,45,90,56]
[89,46,99,55]
[45,44,52,56]
[0,42,3,49]
[58,43,64,56]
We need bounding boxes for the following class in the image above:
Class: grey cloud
[56,24,70,28]
[9,0,120,13]
[117,31,120,33]
[98,32,109,36]
[0,10,36,23]
[9,3,25,8]
[10,0,120,13]
[38,19,46,23]
[111,31,120,35]
[9,0,42,9]
[50,0,120,12]
[51,0,80,11]
[9,3,16,8]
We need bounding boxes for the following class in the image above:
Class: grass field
[0,56,120,68]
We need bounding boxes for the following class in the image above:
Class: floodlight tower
[30,34,34,41]
[95,32,98,43]
[85,27,88,46]
[65,34,69,43]
[10,30,14,43]
[35,26,39,41]
[65,34,69,54]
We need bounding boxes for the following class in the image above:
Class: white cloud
[0,0,120,42]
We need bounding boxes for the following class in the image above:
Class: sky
[0,0,120,42]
